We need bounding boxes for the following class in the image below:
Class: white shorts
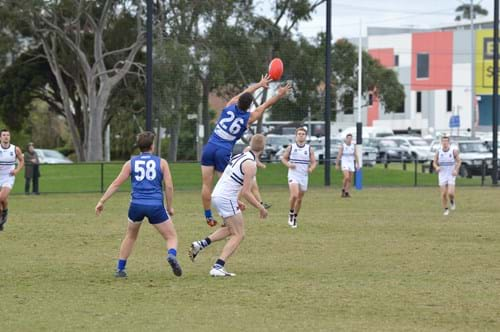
[212,196,241,218]
[341,161,355,173]
[439,173,456,186]
[288,175,308,192]
[0,174,15,189]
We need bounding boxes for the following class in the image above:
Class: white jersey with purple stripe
[437,147,457,176]
[288,143,310,179]
[208,104,251,150]
[212,150,256,200]
[0,144,16,176]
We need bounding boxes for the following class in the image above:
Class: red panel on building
[368,48,394,68]
[367,93,379,126]
[411,31,453,91]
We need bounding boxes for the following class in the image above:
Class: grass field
[1,186,500,331]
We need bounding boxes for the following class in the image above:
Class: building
[335,21,498,137]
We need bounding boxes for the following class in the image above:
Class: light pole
[146,0,153,132]
[324,0,332,186]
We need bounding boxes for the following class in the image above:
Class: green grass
[1,187,500,331]
[11,162,489,195]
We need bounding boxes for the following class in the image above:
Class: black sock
[200,237,211,248]
[215,259,225,267]
[2,209,8,216]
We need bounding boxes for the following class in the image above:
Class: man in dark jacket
[24,143,40,195]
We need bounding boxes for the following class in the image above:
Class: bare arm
[241,161,267,219]
[433,151,440,172]
[11,146,24,176]
[161,159,174,215]
[95,161,131,215]
[226,74,271,107]
[308,146,317,173]
[249,83,292,124]
[354,145,360,169]
[335,144,343,169]
[280,145,294,169]
[453,149,461,176]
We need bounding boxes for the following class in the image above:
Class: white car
[35,149,73,164]
[390,136,433,161]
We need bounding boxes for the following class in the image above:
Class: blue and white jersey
[288,143,311,179]
[130,153,163,206]
[208,104,251,150]
[212,150,256,200]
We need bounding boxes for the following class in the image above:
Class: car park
[390,136,433,161]
[429,140,492,178]
[35,149,73,164]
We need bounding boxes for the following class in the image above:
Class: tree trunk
[167,116,181,162]
[201,77,210,145]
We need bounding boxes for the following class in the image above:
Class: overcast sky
[259,0,495,40]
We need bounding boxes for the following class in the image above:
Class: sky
[260,0,495,41]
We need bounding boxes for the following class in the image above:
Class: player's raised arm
[227,74,272,107]
[161,158,174,216]
[95,161,131,215]
[11,146,24,176]
[249,83,292,124]
[308,146,317,173]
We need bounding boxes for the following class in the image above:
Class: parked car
[390,136,433,161]
[429,140,492,177]
[35,149,73,164]
[262,134,294,161]
[369,138,412,163]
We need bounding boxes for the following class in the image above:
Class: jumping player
[95,131,182,278]
[336,133,359,197]
[281,128,317,228]
[0,129,24,231]
[433,135,461,216]
[189,134,268,277]
[201,76,291,227]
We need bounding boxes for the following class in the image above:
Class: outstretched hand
[259,74,272,88]
[278,82,292,96]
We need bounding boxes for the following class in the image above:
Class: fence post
[402,156,407,171]
[481,160,486,186]
[414,158,418,187]
[101,162,104,193]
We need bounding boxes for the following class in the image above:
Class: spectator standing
[24,143,40,195]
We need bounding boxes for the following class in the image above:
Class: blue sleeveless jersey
[208,104,250,150]
[130,153,163,205]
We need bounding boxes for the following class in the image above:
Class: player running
[189,134,268,277]
[336,133,359,198]
[281,128,317,228]
[201,76,291,227]
[0,129,24,232]
[433,135,461,216]
[95,131,182,278]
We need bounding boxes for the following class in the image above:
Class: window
[416,53,429,79]
[394,54,399,67]
[343,92,354,114]
[416,91,422,113]
[446,90,452,112]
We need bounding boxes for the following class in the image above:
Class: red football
[268,58,284,81]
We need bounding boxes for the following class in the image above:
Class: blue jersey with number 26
[130,153,163,205]
[208,104,251,150]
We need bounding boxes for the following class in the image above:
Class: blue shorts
[128,203,169,224]
[201,143,231,173]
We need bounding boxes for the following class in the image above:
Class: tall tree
[1,0,145,161]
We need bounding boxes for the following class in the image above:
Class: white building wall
[451,62,472,131]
